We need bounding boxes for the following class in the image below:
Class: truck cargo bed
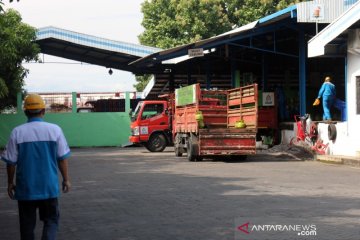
[173,83,258,161]
[198,128,256,155]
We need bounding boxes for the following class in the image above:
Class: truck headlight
[132,126,139,136]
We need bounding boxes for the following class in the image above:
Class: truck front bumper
[129,136,141,144]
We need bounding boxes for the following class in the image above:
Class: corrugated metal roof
[297,0,359,23]
[345,0,360,9]
[35,26,161,73]
[37,26,160,58]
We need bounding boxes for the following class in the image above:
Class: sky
[4,0,145,93]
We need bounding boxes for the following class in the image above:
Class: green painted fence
[0,93,133,148]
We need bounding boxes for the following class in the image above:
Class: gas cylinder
[195,111,205,128]
[235,119,246,128]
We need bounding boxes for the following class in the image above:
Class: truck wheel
[187,139,196,161]
[196,156,203,161]
[145,133,167,152]
[187,135,199,162]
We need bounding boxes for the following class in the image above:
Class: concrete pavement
[0,147,359,240]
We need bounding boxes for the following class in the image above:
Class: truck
[129,84,259,161]
[173,84,258,161]
[129,99,173,152]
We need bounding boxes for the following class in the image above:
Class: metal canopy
[132,5,306,102]
[36,27,161,73]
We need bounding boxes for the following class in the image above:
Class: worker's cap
[324,76,331,82]
[23,94,45,112]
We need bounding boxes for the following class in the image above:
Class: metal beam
[169,72,175,93]
[205,59,211,89]
[231,58,236,88]
[228,42,298,58]
[262,54,267,91]
[298,28,306,115]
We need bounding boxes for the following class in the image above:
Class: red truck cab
[129,100,172,152]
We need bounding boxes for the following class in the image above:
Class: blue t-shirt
[1,118,71,200]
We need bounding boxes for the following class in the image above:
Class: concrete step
[316,155,360,167]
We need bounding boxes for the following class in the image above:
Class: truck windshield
[141,104,164,120]
[131,101,143,122]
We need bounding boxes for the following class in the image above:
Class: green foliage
[139,0,303,49]
[226,0,276,27]
[275,0,301,10]
[136,0,303,91]
[0,9,40,111]
[134,75,152,92]
[139,0,232,49]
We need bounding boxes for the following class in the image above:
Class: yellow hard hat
[24,94,45,110]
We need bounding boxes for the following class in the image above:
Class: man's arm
[7,165,16,199]
[317,83,325,99]
[58,159,71,193]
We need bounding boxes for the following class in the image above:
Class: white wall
[307,50,360,157]
[317,122,359,156]
[343,49,360,156]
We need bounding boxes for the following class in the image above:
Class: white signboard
[262,92,275,106]
[310,4,324,21]
[188,48,204,57]
[140,126,148,135]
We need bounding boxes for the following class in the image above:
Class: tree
[136,0,233,90]
[226,0,275,27]
[135,0,303,91]
[134,75,152,92]
[139,0,232,49]
[0,9,40,111]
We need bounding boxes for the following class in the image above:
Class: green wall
[0,92,132,148]
[0,112,131,147]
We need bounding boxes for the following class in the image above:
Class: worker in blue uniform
[313,76,336,120]
[1,94,71,240]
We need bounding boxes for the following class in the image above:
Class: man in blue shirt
[314,76,336,120]
[1,94,71,240]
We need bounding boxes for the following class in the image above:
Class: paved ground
[0,146,359,240]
